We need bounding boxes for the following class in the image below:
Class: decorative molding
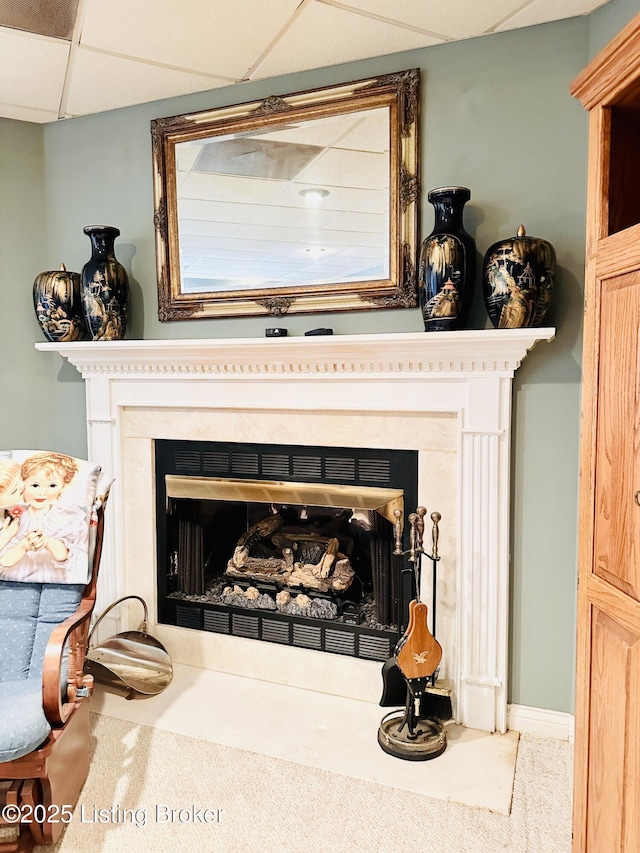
[254,296,293,316]
[363,244,419,309]
[375,68,420,137]
[254,94,295,116]
[157,288,203,321]
[36,329,555,379]
[400,165,419,213]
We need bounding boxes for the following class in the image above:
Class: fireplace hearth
[155,439,418,663]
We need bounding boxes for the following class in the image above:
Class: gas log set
[155,440,419,663]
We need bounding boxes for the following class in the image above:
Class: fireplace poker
[428,511,441,687]
[417,511,453,723]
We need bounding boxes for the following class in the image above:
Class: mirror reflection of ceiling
[176,108,390,291]
[0,0,613,123]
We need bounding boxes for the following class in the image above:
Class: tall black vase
[81,225,129,341]
[418,187,476,332]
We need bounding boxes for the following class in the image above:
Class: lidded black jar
[482,224,555,328]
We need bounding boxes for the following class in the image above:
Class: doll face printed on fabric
[22,469,67,513]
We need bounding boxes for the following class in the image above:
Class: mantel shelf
[36,328,555,378]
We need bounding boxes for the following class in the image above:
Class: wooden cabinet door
[571,18,640,850]
[574,261,640,853]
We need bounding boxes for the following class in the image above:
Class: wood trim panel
[571,13,640,109]
[596,223,640,277]
[587,574,640,635]
[593,269,640,601]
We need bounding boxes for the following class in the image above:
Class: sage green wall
[3,3,634,714]
[0,119,88,455]
[589,0,639,56]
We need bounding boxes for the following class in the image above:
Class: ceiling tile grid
[0,0,615,122]
[249,1,442,80]
[78,0,302,79]
[321,0,536,39]
[64,48,229,116]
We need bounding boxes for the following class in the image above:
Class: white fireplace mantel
[37,328,554,733]
[37,329,551,376]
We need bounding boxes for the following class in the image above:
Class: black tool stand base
[377,710,447,760]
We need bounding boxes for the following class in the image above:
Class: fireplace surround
[37,329,554,733]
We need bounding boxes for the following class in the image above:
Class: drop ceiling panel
[64,48,228,116]
[494,0,613,31]
[331,0,534,39]
[296,148,388,190]
[180,171,279,205]
[251,2,441,80]
[79,0,302,79]
[267,184,386,214]
[0,28,68,112]
[331,210,386,232]
[177,198,269,226]
[0,101,59,122]
[258,111,386,151]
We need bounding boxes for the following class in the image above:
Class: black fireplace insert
[155,439,418,662]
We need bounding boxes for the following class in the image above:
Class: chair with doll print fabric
[0,450,111,853]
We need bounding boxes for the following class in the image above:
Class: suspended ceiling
[0,0,612,124]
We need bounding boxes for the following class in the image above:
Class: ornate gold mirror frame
[151,69,420,320]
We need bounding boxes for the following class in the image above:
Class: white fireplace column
[459,376,512,732]
[37,329,554,733]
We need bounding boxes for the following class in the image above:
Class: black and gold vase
[482,225,555,328]
[33,263,88,342]
[81,225,129,341]
[418,186,476,332]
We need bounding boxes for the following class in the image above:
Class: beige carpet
[36,712,573,853]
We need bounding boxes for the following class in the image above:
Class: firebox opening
[155,440,418,662]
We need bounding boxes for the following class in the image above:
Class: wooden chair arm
[41,597,96,725]
[41,493,109,725]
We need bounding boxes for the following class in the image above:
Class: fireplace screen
[155,440,418,662]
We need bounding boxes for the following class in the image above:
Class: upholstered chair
[0,452,111,852]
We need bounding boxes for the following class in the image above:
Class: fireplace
[155,439,419,663]
[36,329,554,732]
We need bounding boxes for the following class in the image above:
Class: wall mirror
[151,69,420,320]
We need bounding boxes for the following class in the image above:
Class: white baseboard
[507,703,575,743]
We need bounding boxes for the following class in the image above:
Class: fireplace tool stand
[378,508,447,760]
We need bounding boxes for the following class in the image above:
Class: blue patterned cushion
[0,581,84,763]
[0,581,42,680]
[0,581,83,682]
[29,583,84,678]
[0,678,50,762]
